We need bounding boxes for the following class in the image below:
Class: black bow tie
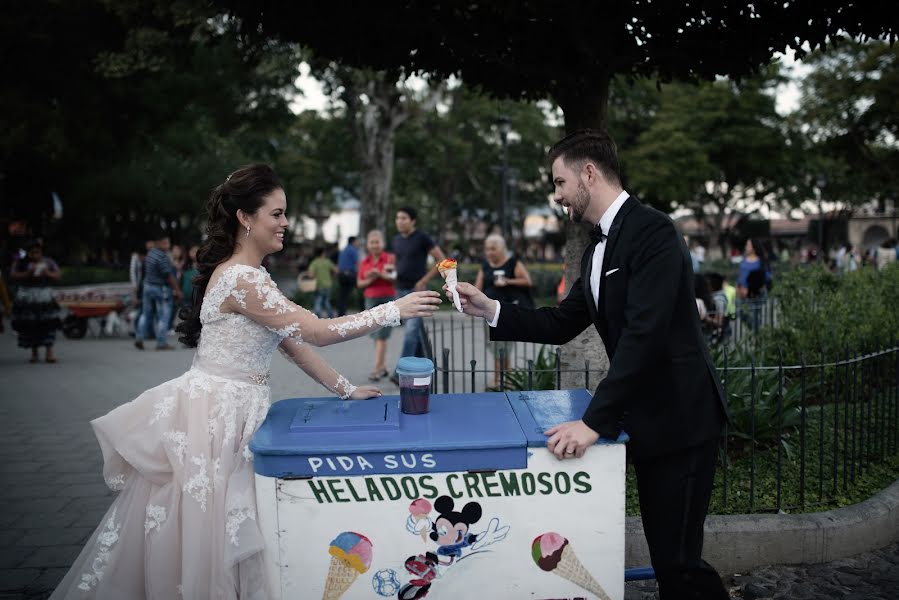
[590,224,607,244]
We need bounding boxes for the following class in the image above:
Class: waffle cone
[552,544,611,600]
[322,556,360,600]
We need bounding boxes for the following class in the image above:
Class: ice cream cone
[552,544,610,600]
[437,259,462,312]
[322,555,360,600]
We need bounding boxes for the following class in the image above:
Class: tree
[309,65,450,236]
[1,0,303,261]
[794,38,899,212]
[624,70,795,256]
[218,1,895,379]
[391,85,558,250]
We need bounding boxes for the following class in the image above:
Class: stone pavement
[1,321,897,599]
[0,318,413,599]
[623,541,899,599]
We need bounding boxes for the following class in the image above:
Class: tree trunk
[554,77,612,390]
[342,72,410,237]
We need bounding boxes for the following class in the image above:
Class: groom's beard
[569,182,590,223]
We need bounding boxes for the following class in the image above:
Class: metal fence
[420,313,897,514]
[423,299,779,394]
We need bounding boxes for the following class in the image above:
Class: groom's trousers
[633,437,729,600]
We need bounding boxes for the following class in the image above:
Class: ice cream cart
[250,389,627,600]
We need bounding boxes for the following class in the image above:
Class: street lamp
[816,174,827,259]
[496,115,512,240]
[307,191,330,242]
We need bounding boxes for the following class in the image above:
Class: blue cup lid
[396,356,434,375]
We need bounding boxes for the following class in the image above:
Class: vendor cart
[251,389,627,600]
[54,283,133,338]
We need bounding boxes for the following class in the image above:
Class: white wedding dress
[50,264,400,599]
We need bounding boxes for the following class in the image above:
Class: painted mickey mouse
[399,496,510,599]
[428,495,482,565]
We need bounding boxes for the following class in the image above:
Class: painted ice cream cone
[322,555,360,600]
[323,532,372,600]
[532,532,610,600]
[408,498,432,542]
[437,259,462,312]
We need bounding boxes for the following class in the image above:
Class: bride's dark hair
[176,164,283,347]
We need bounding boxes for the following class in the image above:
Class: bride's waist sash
[190,356,271,386]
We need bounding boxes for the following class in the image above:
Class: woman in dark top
[475,234,533,386]
[10,242,62,363]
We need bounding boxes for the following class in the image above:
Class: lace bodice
[196,264,400,399]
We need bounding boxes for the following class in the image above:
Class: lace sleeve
[278,339,357,400]
[222,267,401,346]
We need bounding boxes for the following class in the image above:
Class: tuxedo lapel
[597,196,638,337]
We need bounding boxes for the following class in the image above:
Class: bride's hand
[395,291,441,320]
[350,384,383,400]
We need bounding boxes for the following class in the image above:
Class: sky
[772,47,813,115]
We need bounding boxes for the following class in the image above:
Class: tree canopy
[222,1,895,129]
[794,37,899,210]
[1,0,302,260]
[623,68,797,247]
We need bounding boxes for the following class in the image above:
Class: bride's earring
[245,226,251,238]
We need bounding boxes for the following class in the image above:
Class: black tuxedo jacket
[492,196,729,459]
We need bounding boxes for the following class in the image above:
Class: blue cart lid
[507,389,629,448]
[250,392,528,478]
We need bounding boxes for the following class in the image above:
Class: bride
[50,164,441,599]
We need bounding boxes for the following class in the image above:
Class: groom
[452,129,731,599]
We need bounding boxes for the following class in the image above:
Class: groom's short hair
[548,129,621,186]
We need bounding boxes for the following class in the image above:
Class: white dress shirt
[488,190,630,326]
[588,190,629,306]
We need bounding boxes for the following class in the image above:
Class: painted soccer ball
[371,568,401,596]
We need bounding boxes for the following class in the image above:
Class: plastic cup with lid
[396,357,434,415]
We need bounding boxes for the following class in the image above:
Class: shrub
[489,345,558,391]
[758,262,899,364]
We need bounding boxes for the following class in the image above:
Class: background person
[180,245,200,309]
[736,238,771,299]
[336,235,360,316]
[134,233,182,350]
[721,272,737,323]
[307,246,337,318]
[705,272,730,345]
[129,238,153,337]
[169,244,186,330]
[474,233,534,385]
[0,267,12,333]
[9,241,62,363]
[390,206,445,383]
[737,238,771,333]
[358,230,397,381]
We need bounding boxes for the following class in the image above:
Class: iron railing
[420,313,897,514]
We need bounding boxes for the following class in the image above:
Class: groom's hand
[444,281,498,320]
[545,420,600,460]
